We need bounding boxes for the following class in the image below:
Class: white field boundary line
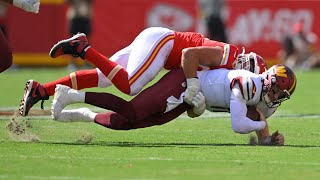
[1,155,320,166]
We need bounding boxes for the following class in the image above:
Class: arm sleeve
[230,84,266,134]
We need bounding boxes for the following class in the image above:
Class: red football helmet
[234,49,267,74]
[262,64,297,108]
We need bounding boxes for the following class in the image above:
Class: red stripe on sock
[85,47,130,94]
[43,69,99,96]
[111,68,130,94]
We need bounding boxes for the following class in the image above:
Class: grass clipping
[76,132,94,144]
[5,112,40,142]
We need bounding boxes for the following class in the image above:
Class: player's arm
[181,46,223,105]
[255,108,285,146]
[181,46,223,78]
[230,84,266,134]
[2,0,40,13]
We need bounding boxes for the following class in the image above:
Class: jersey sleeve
[230,84,266,134]
[220,44,239,67]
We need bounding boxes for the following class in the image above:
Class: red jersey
[164,31,239,71]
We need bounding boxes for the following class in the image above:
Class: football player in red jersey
[48,27,267,103]
[51,64,296,146]
[0,0,40,73]
[19,27,267,117]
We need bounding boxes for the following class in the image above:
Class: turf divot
[5,112,40,142]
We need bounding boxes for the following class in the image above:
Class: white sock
[53,108,97,122]
[68,89,86,104]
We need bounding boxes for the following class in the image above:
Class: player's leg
[52,89,135,121]
[0,28,12,73]
[49,45,134,119]
[94,102,188,130]
[49,27,174,96]
[51,86,135,126]
[83,68,186,118]
[125,27,174,95]
[35,45,133,98]
[19,68,99,116]
[51,69,189,129]
[49,33,132,94]
[86,69,189,129]
[53,107,97,123]
[90,27,174,96]
[53,103,188,130]
[43,69,99,95]
[88,44,134,89]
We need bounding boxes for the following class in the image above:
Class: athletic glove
[191,92,206,116]
[183,78,200,105]
[13,0,40,14]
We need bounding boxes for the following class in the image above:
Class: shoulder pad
[230,76,257,101]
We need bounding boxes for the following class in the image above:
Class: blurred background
[2,0,320,70]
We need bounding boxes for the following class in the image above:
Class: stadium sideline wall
[7,0,320,67]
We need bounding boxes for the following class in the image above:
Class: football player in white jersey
[50,64,296,146]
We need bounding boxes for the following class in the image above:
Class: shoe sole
[19,80,34,117]
[49,33,86,58]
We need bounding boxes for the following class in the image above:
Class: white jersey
[198,69,276,133]
[199,69,262,110]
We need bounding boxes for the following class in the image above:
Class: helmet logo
[289,76,297,94]
[275,66,287,78]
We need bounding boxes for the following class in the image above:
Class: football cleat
[19,80,49,117]
[49,33,90,59]
[51,84,84,119]
[51,85,71,118]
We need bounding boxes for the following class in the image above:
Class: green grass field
[1,67,320,180]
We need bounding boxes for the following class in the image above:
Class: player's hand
[183,78,200,105]
[191,92,206,116]
[271,130,285,146]
[13,0,40,14]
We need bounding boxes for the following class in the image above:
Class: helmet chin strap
[262,93,271,103]
[262,92,281,108]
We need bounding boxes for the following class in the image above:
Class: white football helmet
[234,48,267,74]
